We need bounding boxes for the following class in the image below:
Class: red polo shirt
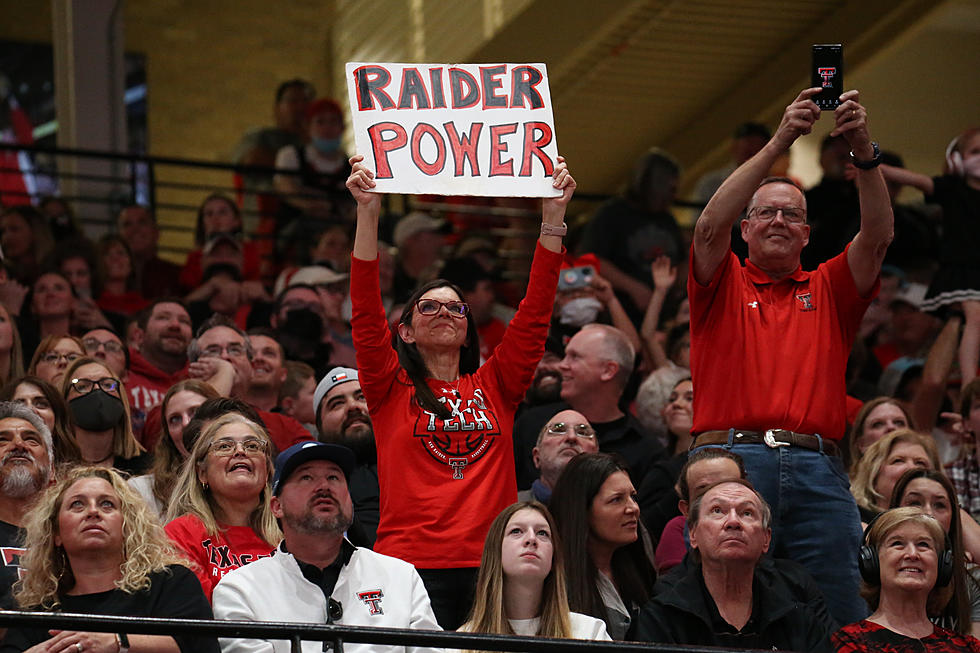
[688,245,876,441]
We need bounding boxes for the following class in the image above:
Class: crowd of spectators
[0,76,977,653]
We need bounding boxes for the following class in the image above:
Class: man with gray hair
[0,401,54,609]
[513,323,663,487]
[633,479,833,651]
[186,314,308,454]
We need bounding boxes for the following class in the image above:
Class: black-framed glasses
[70,377,120,395]
[82,338,124,354]
[545,422,596,439]
[209,437,267,457]
[41,352,82,365]
[416,298,468,318]
[748,205,806,224]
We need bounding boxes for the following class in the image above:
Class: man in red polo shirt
[688,87,892,626]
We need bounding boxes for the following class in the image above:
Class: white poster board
[345,62,561,197]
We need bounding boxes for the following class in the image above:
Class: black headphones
[858,511,954,587]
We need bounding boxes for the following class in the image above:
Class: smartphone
[812,43,843,110]
[558,265,595,292]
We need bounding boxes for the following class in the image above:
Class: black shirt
[0,565,218,653]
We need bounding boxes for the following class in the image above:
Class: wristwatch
[540,222,567,237]
[850,141,881,169]
[116,633,130,653]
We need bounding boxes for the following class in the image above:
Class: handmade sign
[345,62,561,197]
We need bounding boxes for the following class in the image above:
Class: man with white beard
[0,402,54,610]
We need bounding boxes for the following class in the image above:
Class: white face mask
[559,296,602,327]
[962,154,980,180]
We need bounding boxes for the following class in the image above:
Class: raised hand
[345,154,382,211]
[772,88,822,150]
[831,90,873,160]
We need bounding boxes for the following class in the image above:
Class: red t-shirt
[688,245,875,441]
[350,243,560,569]
[164,514,275,601]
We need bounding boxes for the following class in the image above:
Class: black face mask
[69,390,125,431]
[280,309,324,341]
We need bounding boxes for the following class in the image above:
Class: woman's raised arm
[539,156,576,254]
[347,154,383,261]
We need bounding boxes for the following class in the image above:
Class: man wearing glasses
[518,409,598,505]
[80,328,129,380]
[687,87,893,626]
[187,315,309,454]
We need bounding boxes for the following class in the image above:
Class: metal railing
[0,611,774,653]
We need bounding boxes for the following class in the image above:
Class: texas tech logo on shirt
[796,292,816,312]
[201,539,271,579]
[413,387,500,479]
[357,589,385,615]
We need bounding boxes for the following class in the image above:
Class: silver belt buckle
[764,429,790,448]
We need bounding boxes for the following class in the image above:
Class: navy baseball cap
[272,441,356,495]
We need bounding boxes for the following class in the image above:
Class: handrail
[0,611,773,653]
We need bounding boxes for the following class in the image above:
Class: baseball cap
[891,282,928,310]
[314,367,359,417]
[392,212,446,249]
[272,441,356,495]
[289,266,348,287]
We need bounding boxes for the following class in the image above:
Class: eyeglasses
[209,437,267,456]
[748,206,806,224]
[416,299,468,318]
[70,377,120,395]
[82,338,124,354]
[201,343,247,358]
[545,422,596,439]
[41,352,81,365]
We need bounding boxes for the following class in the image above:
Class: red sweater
[350,242,560,569]
[165,514,275,602]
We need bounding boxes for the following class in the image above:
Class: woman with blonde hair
[833,507,980,651]
[1,466,218,653]
[462,501,610,643]
[164,412,280,600]
[851,429,940,523]
[60,356,148,475]
[128,379,220,518]
[847,397,914,472]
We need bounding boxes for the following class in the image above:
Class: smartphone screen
[812,44,843,110]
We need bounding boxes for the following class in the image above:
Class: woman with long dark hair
[128,379,220,518]
[179,193,262,290]
[346,154,575,628]
[549,452,655,639]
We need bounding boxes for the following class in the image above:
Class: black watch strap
[851,141,881,169]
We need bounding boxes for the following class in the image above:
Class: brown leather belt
[692,429,840,457]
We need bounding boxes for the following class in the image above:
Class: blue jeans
[693,433,868,626]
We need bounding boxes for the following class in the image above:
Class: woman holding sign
[346,153,574,628]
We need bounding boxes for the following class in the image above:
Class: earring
[202,481,210,492]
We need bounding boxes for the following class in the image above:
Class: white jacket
[213,542,441,653]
